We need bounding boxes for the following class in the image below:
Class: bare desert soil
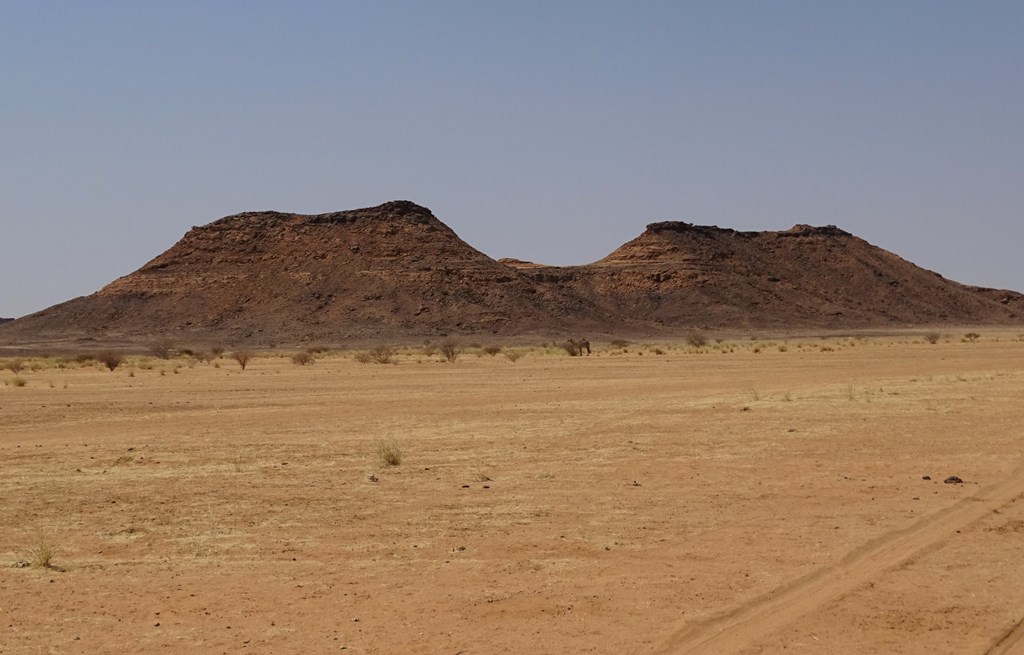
[2,333,1024,654]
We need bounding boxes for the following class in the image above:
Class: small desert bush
[192,351,215,364]
[373,437,403,467]
[9,376,27,387]
[97,351,123,372]
[232,350,254,370]
[147,338,176,359]
[963,332,980,343]
[482,345,502,356]
[4,359,24,374]
[210,345,225,358]
[353,351,372,364]
[609,339,629,349]
[504,350,523,362]
[439,340,461,363]
[291,351,315,366]
[369,345,394,364]
[924,332,941,344]
[685,331,708,348]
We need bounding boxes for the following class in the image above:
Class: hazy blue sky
[2,1,1022,318]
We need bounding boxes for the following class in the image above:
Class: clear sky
[2,1,1022,318]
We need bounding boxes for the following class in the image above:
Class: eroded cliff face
[1,203,1020,347]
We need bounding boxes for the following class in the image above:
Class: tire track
[650,460,1024,654]
[987,615,1024,655]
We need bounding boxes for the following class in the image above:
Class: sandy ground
[1,334,1023,654]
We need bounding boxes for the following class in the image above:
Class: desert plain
[2,332,1024,654]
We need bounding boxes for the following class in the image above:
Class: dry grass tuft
[373,437,403,467]
[27,531,58,570]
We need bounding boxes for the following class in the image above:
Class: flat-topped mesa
[781,224,852,238]
[644,221,741,236]
[198,200,444,232]
[643,221,852,239]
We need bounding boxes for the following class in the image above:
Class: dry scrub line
[650,459,1024,655]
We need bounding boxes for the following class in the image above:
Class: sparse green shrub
[291,351,315,366]
[373,437,403,467]
[4,359,24,374]
[232,350,254,370]
[924,333,941,344]
[439,340,461,363]
[97,351,123,372]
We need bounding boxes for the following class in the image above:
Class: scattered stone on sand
[944,475,964,484]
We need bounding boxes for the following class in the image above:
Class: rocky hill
[1,201,1020,348]
[1,201,612,346]
[506,222,1022,329]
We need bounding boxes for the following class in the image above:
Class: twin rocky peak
[3,201,1020,345]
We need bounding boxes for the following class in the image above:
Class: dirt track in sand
[2,333,1023,654]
